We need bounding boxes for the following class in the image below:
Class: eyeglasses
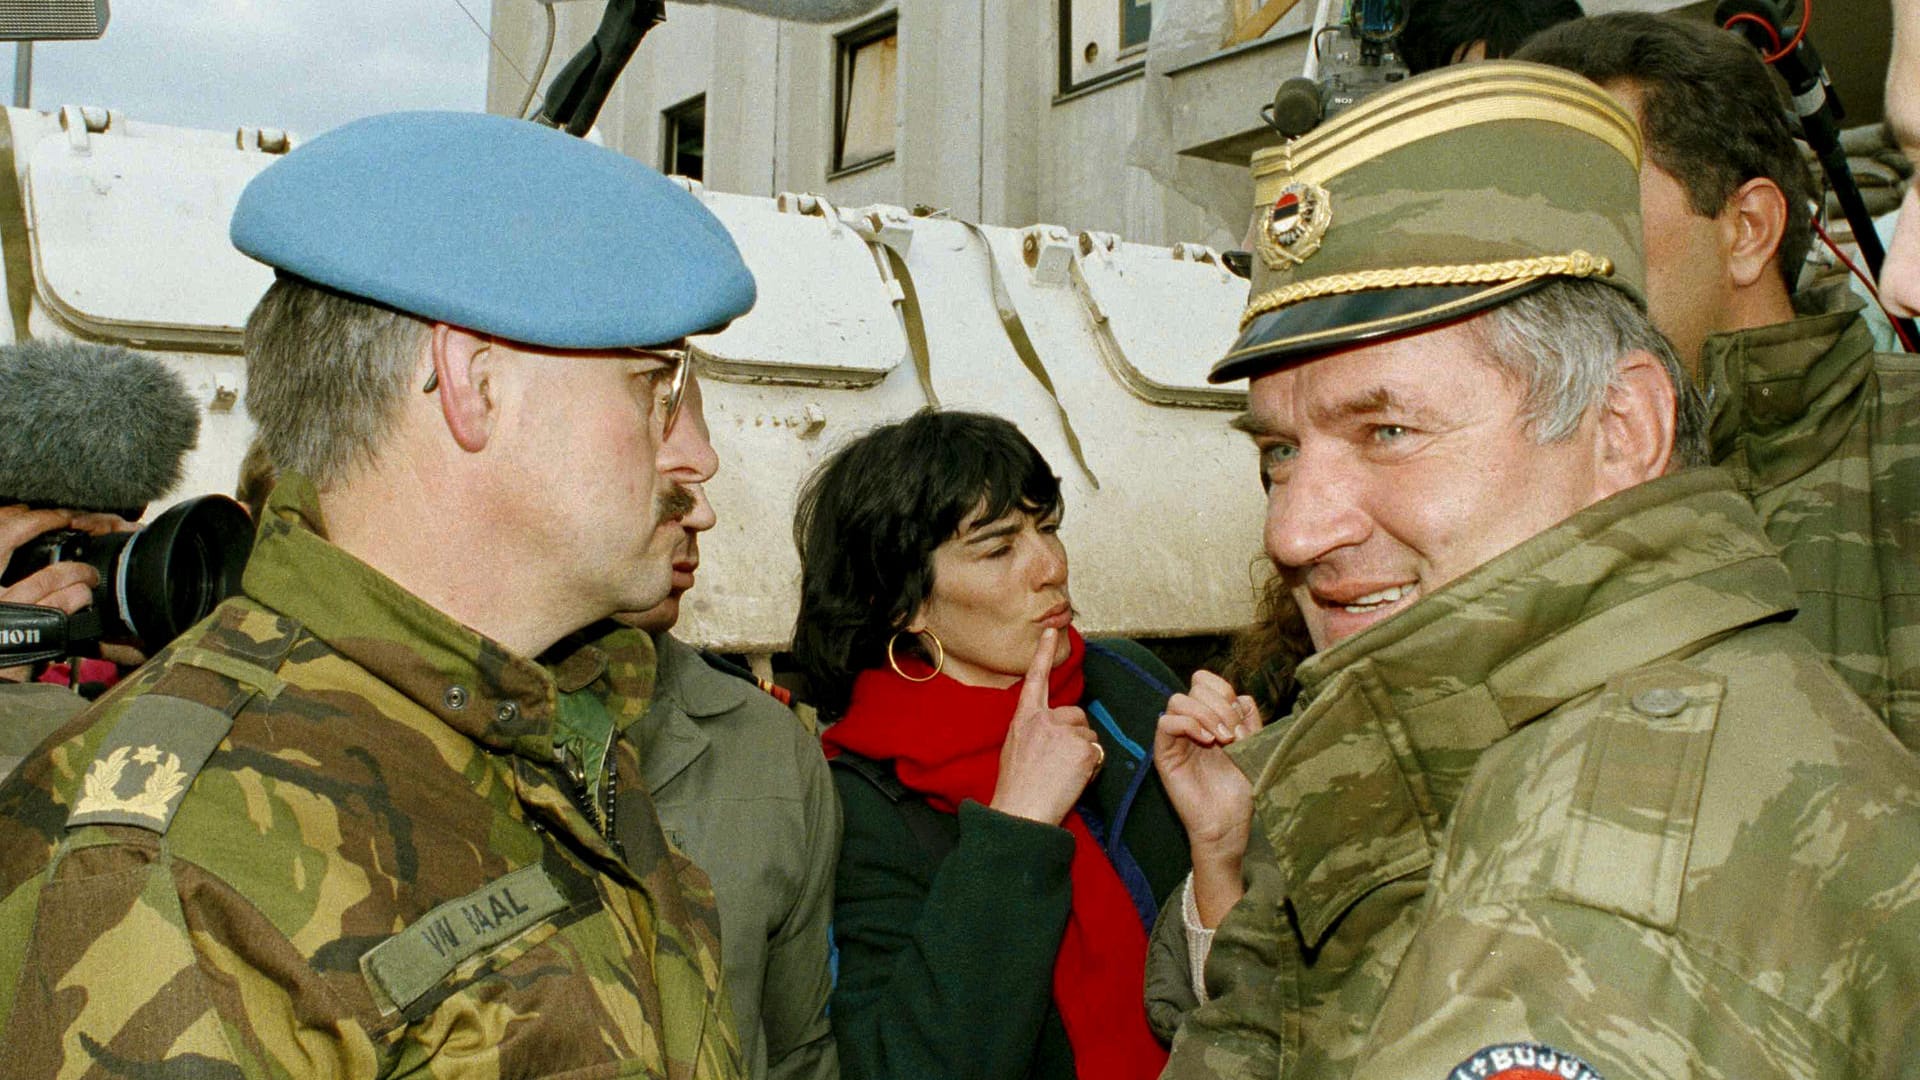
[421,341,693,438]
[629,344,692,438]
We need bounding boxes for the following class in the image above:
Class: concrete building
[485,0,1893,250]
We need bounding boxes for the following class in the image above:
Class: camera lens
[109,495,252,645]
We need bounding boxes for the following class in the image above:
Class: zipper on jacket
[554,740,613,841]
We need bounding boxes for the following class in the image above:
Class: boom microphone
[0,340,200,516]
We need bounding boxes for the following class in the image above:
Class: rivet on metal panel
[801,404,827,438]
[1078,231,1120,258]
[1020,225,1074,286]
[669,176,708,197]
[256,128,290,154]
[1171,242,1220,265]
[209,384,239,414]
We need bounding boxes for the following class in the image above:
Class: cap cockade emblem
[1257,181,1332,271]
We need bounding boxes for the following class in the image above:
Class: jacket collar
[1699,307,1877,492]
[1229,469,1797,947]
[628,633,754,793]
[242,471,625,764]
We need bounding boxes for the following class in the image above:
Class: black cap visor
[1209,278,1550,384]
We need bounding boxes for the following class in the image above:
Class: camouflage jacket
[1700,306,1920,751]
[0,473,742,1078]
[1163,470,1920,1080]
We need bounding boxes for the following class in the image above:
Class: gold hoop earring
[887,630,944,682]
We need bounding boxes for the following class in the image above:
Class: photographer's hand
[0,506,99,614]
[0,505,130,682]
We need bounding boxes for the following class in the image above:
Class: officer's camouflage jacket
[1164,469,1920,1080]
[0,473,743,1078]
[1700,304,1920,751]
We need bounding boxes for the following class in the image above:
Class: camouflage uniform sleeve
[1144,876,1199,1042]
[0,829,355,1077]
[1353,896,1884,1080]
[1160,825,1287,1080]
[762,731,842,1080]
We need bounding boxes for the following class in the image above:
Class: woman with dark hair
[794,410,1251,1080]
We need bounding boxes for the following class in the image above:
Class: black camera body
[0,495,253,663]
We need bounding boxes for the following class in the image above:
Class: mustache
[656,484,697,524]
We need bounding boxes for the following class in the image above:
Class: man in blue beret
[0,111,755,1078]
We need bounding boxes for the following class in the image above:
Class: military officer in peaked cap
[0,111,755,1077]
[1151,63,1920,1079]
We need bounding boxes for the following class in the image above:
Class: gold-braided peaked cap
[1212,61,1646,384]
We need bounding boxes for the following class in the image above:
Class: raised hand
[988,628,1102,825]
[1154,669,1264,927]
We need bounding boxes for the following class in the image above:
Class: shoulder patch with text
[359,863,570,1015]
[1447,1042,1605,1080]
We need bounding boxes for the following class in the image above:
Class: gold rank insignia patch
[74,745,190,824]
[1257,181,1332,271]
[66,694,235,834]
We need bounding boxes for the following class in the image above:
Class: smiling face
[908,503,1073,688]
[1241,315,1612,652]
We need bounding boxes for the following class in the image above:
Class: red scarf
[823,627,1169,1080]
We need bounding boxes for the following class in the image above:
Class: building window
[1061,0,1153,94]
[834,14,898,174]
[663,94,706,182]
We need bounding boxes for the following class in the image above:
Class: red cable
[1721,12,1782,54]
[1815,216,1919,353]
[1764,0,1810,64]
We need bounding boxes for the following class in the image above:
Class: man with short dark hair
[0,112,756,1077]
[1398,0,1583,73]
[1518,13,1814,367]
[1157,62,1920,1080]
[1521,13,1920,750]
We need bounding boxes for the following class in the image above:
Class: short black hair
[1517,12,1816,293]
[1399,0,1584,75]
[790,410,1062,718]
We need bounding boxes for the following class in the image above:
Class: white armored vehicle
[0,102,1265,663]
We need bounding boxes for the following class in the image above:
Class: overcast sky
[0,0,502,140]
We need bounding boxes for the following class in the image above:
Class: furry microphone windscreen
[0,340,201,514]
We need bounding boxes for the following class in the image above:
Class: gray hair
[1476,278,1710,469]
[243,276,432,487]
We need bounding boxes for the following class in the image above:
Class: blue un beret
[231,110,755,349]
